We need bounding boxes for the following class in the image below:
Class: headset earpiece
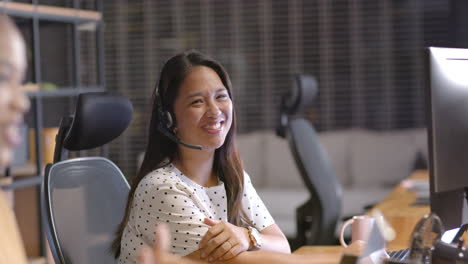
[155,86,173,130]
[165,111,173,129]
[154,84,201,149]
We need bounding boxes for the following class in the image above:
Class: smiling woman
[112,50,290,264]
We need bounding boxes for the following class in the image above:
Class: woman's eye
[191,99,203,105]
[217,94,228,100]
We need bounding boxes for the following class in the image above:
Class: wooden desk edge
[293,246,343,263]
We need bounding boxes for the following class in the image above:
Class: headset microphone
[157,122,203,150]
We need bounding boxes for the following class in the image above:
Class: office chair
[41,92,133,264]
[277,75,343,246]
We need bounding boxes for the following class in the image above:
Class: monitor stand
[430,188,468,230]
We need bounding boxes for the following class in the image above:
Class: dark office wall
[102,0,460,177]
[450,0,468,48]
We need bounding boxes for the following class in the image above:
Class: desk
[368,170,429,251]
[293,245,343,263]
[293,170,430,257]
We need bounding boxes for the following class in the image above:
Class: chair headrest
[283,75,318,115]
[276,74,318,138]
[63,92,133,151]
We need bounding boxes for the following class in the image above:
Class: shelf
[27,87,105,98]
[0,163,43,190]
[6,163,42,177]
[0,176,42,191]
[0,2,102,24]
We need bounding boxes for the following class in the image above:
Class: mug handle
[339,218,354,248]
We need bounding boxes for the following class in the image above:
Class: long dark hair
[112,50,245,258]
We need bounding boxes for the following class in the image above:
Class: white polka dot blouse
[118,163,275,264]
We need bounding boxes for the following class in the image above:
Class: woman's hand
[139,224,180,264]
[199,218,251,262]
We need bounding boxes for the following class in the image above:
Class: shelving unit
[0,0,104,260]
[0,2,101,22]
[27,86,105,98]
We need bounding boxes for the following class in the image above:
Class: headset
[155,85,203,150]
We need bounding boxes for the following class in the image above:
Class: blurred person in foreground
[0,13,31,264]
[0,14,30,167]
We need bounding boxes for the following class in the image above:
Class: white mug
[339,215,375,248]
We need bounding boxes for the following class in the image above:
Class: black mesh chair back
[41,92,132,264]
[277,75,342,245]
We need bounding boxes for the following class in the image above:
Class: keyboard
[388,248,410,261]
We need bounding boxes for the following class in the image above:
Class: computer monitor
[426,47,468,230]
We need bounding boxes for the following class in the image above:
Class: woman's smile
[202,120,225,134]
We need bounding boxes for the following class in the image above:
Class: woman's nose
[206,101,221,117]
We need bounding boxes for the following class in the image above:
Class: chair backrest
[41,92,133,264]
[278,75,342,245]
[287,119,342,245]
[43,158,130,264]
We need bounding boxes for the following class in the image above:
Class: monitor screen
[426,47,468,229]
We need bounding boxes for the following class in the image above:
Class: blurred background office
[99,0,466,175]
[99,0,467,242]
[2,0,468,262]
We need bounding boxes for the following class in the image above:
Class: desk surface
[293,170,430,257]
[294,246,343,263]
[368,170,429,251]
